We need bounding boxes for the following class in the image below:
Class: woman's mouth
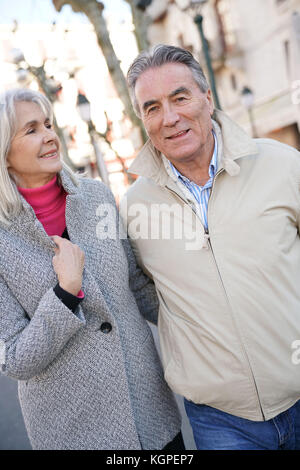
[39,151,58,159]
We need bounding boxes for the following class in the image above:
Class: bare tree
[124,0,150,52]
[52,0,147,142]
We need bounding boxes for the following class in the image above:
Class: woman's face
[7,100,62,188]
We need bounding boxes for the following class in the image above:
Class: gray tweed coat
[0,170,181,450]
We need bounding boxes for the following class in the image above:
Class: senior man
[120,44,300,450]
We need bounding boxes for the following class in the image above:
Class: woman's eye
[26,128,35,134]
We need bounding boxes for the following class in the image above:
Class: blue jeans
[184,399,300,450]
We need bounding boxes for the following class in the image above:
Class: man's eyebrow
[142,87,190,112]
[142,99,158,112]
[169,86,190,98]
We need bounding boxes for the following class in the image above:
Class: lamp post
[241,86,258,138]
[76,92,110,187]
[187,0,221,109]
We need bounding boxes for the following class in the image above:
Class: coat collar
[128,110,258,185]
[16,168,79,212]
[59,167,80,196]
[5,169,80,248]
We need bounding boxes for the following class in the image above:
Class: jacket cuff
[53,283,84,313]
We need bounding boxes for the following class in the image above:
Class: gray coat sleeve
[121,236,159,325]
[98,182,159,325]
[0,275,86,381]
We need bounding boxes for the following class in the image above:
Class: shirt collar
[168,129,218,185]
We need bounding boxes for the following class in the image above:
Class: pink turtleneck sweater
[18,175,67,237]
[18,176,84,300]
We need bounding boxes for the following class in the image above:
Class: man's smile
[166,129,190,140]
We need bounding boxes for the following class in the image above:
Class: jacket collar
[128,110,258,185]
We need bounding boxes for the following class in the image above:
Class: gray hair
[0,88,77,225]
[127,44,209,117]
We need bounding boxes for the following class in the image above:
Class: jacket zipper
[166,177,266,420]
[206,171,265,420]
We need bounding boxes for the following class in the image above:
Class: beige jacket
[121,110,300,421]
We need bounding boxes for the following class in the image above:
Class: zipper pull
[203,231,210,250]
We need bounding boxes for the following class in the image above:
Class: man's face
[135,62,214,166]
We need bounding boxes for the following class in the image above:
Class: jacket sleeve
[0,274,86,381]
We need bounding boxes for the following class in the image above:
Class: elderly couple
[0,45,299,450]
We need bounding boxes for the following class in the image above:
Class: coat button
[100,322,112,333]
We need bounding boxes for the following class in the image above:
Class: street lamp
[186,0,221,109]
[241,86,258,138]
[76,92,110,187]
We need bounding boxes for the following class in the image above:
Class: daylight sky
[0,0,131,24]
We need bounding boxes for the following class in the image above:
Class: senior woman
[0,88,183,450]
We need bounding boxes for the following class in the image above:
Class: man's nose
[162,104,179,127]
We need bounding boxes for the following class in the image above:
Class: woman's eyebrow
[21,120,38,130]
[21,117,50,131]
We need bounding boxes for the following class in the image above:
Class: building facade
[145,0,300,149]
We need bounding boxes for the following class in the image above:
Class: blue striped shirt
[169,131,218,231]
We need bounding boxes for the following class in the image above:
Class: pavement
[0,374,31,450]
[0,324,196,450]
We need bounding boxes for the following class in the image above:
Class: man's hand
[51,236,85,296]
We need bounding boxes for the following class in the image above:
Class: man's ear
[206,89,214,116]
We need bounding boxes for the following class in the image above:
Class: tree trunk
[52,0,147,142]
[124,0,150,52]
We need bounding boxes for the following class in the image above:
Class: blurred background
[1,0,300,450]
[1,0,300,204]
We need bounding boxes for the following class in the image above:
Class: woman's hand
[51,236,85,296]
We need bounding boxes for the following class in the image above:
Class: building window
[215,0,238,53]
[230,73,237,91]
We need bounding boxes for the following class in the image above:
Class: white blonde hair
[0,88,78,225]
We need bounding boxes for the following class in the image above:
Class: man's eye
[148,106,158,114]
[26,128,35,134]
[176,96,186,102]
[46,122,53,129]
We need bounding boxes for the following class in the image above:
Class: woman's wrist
[58,281,82,297]
[53,283,84,313]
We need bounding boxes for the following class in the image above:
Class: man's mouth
[166,129,190,140]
